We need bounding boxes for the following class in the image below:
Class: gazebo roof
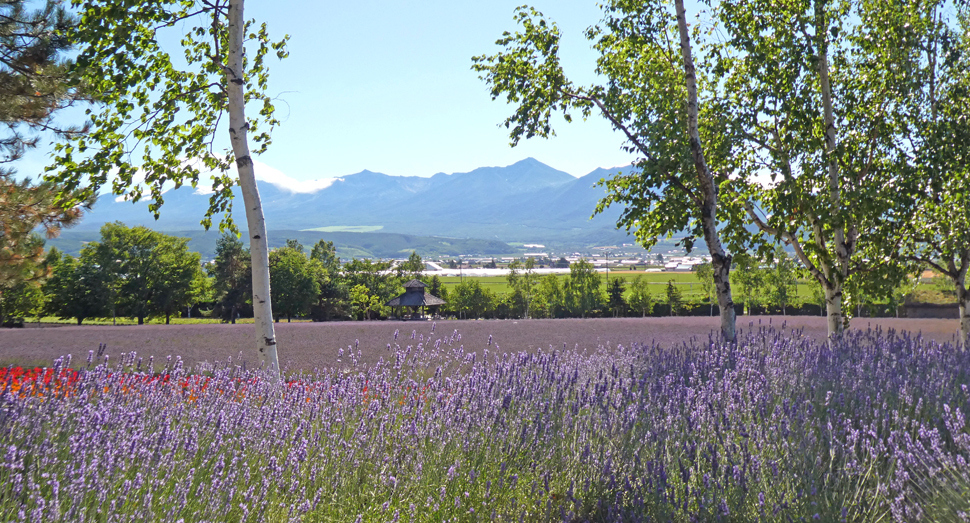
[387,278,445,308]
[386,292,446,307]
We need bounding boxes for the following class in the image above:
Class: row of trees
[3,224,429,325]
[2,215,928,325]
[474,0,970,345]
[5,222,856,324]
[3,223,207,325]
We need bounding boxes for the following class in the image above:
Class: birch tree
[897,5,970,347]
[473,0,744,342]
[47,0,288,377]
[714,0,936,338]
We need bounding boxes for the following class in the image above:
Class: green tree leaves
[475,0,740,340]
[42,250,109,325]
[269,241,319,322]
[567,259,602,318]
[397,251,425,282]
[448,279,496,320]
[665,280,683,316]
[47,0,288,231]
[310,240,348,321]
[892,5,970,344]
[627,275,654,317]
[83,223,202,324]
[716,0,940,335]
[0,0,87,166]
[0,1,91,324]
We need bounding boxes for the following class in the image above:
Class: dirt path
[1,316,962,371]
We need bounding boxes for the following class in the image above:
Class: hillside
[69,158,640,246]
[46,230,519,260]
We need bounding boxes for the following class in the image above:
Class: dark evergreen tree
[665,281,683,316]
[209,233,251,324]
[1,0,86,168]
[0,1,89,323]
[607,278,626,317]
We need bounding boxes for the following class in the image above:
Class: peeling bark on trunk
[823,282,844,339]
[675,0,736,343]
[816,5,851,342]
[959,293,969,350]
[227,0,280,380]
[711,254,736,342]
[957,276,969,350]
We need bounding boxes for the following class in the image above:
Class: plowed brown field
[1,316,963,372]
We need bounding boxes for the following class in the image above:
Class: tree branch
[745,201,829,286]
[906,255,953,279]
[563,91,702,208]
[152,8,212,31]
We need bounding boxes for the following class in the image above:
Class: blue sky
[246,0,635,180]
[18,1,704,187]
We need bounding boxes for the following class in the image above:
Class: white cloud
[247,159,341,193]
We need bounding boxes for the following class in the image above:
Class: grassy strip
[437,273,820,299]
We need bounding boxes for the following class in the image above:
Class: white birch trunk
[675,0,736,343]
[957,282,969,350]
[954,262,969,350]
[816,6,851,341]
[823,282,844,339]
[226,0,280,380]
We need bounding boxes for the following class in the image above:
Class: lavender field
[2,325,969,522]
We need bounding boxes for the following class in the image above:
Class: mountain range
[70,158,639,246]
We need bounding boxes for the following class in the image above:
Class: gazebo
[386,279,446,319]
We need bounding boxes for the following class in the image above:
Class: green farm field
[436,271,819,300]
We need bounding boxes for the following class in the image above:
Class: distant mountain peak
[73,159,636,247]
